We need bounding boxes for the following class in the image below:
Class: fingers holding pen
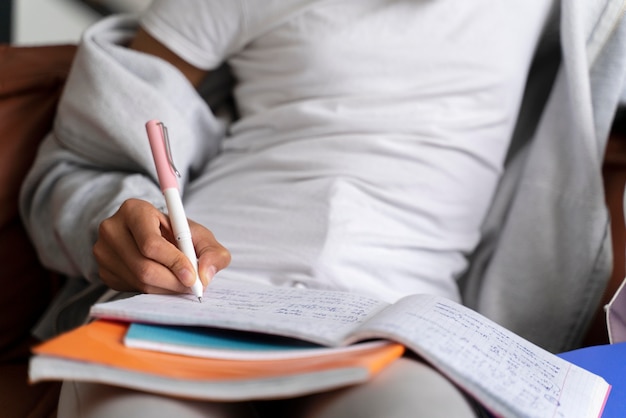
[129,212,200,292]
[189,218,232,287]
[94,199,192,294]
[94,199,231,295]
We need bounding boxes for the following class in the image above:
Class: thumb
[189,220,231,286]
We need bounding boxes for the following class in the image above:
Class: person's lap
[58,357,480,417]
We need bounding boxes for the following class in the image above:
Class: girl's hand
[93,198,231,294]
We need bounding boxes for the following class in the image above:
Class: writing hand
[93,198,231,294]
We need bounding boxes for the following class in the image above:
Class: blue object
[557,342,626,417]
[125,322,322,355]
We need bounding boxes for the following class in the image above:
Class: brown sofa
[0,43,624,416]
[0,44,75,418]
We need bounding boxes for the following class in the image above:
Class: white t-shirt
[140,0,552,303]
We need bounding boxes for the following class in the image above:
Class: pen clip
[158,122,181,178]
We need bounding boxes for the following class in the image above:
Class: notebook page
[349,295,609,418]
[91,280,390,346]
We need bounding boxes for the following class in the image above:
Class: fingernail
[204,265,217,282]
[179,268,195,286]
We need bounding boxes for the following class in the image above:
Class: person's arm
[130,27,209,88]
[92,29,227,294]
[20,17,228,296]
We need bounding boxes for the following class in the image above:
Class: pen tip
[198,296,203,303]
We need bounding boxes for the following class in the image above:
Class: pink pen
[146,120,203,302]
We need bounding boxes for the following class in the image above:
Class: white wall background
[13,0,151,45]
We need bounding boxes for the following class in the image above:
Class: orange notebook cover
[29,320,404,401]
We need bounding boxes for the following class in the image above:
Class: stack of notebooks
[30,280,612,417]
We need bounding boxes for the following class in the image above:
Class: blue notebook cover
[557,342,626,417]
[124,322,387,360]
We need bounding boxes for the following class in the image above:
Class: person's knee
[292,358,479,418]
[58,381,256,418]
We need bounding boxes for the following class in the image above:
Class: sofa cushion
[0,43,76,418]
[0,44,76,363]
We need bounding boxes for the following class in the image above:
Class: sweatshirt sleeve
[19,15,227,282]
